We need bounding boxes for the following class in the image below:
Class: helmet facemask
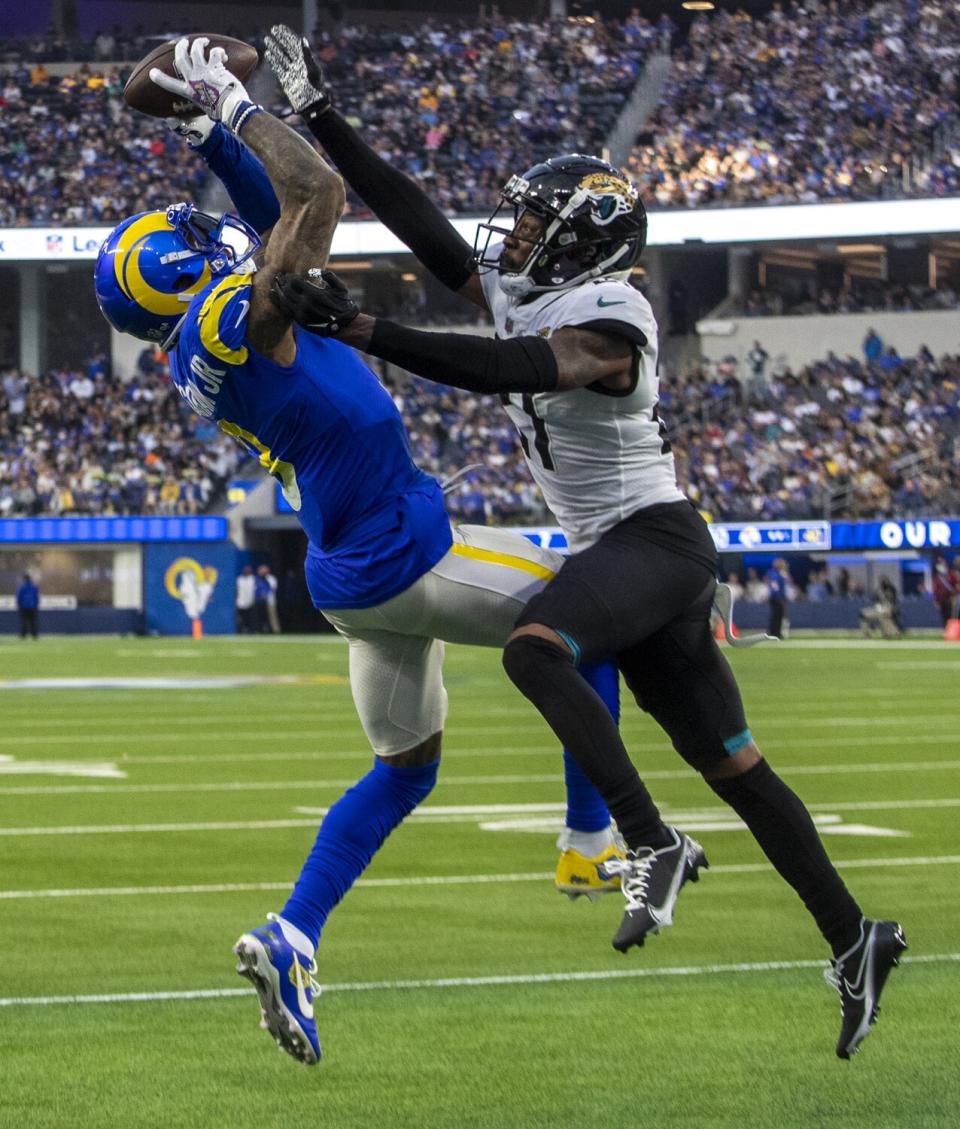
[167,203,260,278]
[473,157,647,298]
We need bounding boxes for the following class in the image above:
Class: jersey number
[219,420,302,511]
[502,392,555,471]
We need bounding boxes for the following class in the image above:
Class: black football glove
[272,269,360,335]
[264,23,330,118]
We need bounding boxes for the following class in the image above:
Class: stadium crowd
[626,0,960,208]
[0,13,657,225]
[738,279,960,317]
[277,13,658,218]
[664,347,960,522]
[383,368,548,525]
[5,1,960,225]
[1,342,957,524]
[0,351,242,516]
[0,63,206,226]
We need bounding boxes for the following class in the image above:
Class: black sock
[708,760,862,956]
[503,635,668,850]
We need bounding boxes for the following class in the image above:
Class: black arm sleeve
[305,107,475,292]
[368,320,559,395]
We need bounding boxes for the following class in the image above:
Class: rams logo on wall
[144,542,237,635]
[164,557,219,634]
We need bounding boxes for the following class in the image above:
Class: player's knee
[700,742,762,780]
[502,631,573,698]
[378,730,442,769]
[372,749,440,811]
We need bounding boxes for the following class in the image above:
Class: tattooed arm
[150,38,344,364]
[239,111,345,362]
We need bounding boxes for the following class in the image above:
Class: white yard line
[1,854,958,900]
[0,953,955,1009]
[0,733,956,770]
[2,759,958,798]
[0,715,956,747]
[0,775,567,796]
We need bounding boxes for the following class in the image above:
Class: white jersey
[479,249,685,552]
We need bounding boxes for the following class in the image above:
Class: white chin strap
[498,272,537,297]
[498,238,631,298]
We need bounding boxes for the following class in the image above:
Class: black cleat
[606,827,709,953]
[826,918,907,1059]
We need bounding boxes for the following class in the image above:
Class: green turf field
[0,634,957,1128]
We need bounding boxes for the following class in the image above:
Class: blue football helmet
[94,203,261,346]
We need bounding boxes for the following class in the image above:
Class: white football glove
[150,37,258,133]
[165,114,215,149]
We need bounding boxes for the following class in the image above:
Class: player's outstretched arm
[151,37,345,361]
[169,118,281,236]
[273,271,634,393]
[265,24,486,310]
[236,111,345,358]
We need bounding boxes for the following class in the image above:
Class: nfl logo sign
[46,234,64,253]
[505,317,514,333]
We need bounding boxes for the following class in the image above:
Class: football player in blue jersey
[94,37,624,1066]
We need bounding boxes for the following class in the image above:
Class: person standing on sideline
[253,565,273,633]
[16,573,39,639]
[235,564,256,633]
[932,556,959,626]
[765,557,790,639]
[258,564,281,633]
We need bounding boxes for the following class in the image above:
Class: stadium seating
[3,342,956,523]
[5,2,958,223]
[0,353,243,516]
[626,1,960,208]
[663,349,960,521]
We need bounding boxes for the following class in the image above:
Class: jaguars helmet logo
[578,172,639,227]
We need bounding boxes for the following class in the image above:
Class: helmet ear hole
[172,271,201,292]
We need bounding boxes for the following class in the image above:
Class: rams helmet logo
[94,203,261,346]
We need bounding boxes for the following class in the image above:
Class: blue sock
[281,757,439,947]
[564,659,618,832]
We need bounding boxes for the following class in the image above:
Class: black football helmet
[474,154,647,297]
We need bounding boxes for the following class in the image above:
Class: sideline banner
[143,542,238,635]
[513,517,960,555]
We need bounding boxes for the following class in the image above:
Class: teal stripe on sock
[554,629,581,666]
[723,728,753,755]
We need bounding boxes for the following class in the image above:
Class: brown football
[123,35,260,119]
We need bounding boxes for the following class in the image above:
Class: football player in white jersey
[267,26,906,1059]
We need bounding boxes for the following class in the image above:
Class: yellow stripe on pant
[450,542,557,582]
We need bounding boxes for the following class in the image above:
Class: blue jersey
[765,568,787,601]
[16,581,39,610]
[170,273,452,609]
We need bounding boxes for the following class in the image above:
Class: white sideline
[1,854,958,900]
[0,953,955,1009]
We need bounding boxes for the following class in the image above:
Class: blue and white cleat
[234,914,322,1065]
